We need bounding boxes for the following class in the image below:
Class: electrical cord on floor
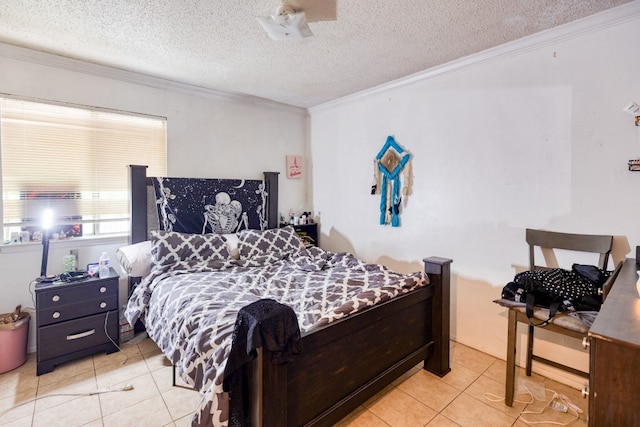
[485,388,582,426]
[518,389,581,426]
[103,311,129,365]
[0,384,134,419]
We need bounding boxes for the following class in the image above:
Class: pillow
[116,240,152,277]
[223,233,240,260]
[237,226,302,260]
[150,230,230,267]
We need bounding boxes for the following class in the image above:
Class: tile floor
[0,339,588,427]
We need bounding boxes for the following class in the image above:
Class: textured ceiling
[0,0,633,108]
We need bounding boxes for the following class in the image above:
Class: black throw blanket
[223,299,302,427]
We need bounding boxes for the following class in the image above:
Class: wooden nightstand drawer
[38,310,118,361]
[37,279,116,307]
[38,294,117,327]
[37,279,118,327]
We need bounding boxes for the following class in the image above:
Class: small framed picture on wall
[286,155,302,179]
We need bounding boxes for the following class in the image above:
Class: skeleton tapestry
[371,136,412,227]
[152,177,268,234]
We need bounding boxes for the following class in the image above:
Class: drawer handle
[100,302,107,309]
[52,295,60,302]
[66,329,96,341]
[100,287,107,293]
[53,311,60,319]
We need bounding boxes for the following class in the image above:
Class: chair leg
[526,324,534,376]
[505,309,517,407]
[172,364,176,386]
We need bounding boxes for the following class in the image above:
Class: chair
[504,228,622,406]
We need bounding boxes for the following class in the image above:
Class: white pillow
[223,233,240,260]
[116,240,152,277]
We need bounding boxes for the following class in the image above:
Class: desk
[588,258,640,426]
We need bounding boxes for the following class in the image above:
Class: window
[1,96,166,243]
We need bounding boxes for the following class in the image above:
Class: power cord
[103,311,129,365]
[485,388,582,426]
[0,383,134,419]
[519,389,581,425]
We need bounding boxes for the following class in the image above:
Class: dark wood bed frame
[128,165,452,427]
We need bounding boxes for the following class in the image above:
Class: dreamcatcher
[370,136,412,227]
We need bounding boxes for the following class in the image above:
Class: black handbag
[502,265,606,326]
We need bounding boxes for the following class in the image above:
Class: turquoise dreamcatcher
[370,136,412,227]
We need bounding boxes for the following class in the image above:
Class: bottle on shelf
[98,252,110,278]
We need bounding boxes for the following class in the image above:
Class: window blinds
[1,97,167,228]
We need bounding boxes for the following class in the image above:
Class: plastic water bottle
[98,252,110,278]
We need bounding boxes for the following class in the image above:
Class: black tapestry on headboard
[152,177,268,234]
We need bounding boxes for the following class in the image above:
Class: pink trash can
[0,314,30,374]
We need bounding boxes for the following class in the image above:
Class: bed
[123,165,452,427]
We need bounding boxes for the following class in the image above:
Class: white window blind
[1,96,166,240]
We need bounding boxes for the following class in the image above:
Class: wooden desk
[588,258,640,426]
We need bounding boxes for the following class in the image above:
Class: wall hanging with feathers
[371,136,413,227]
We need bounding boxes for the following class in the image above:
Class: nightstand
[281,223,318,247]
[35,267,120,375]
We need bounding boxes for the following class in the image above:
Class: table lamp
[39,208,55,282]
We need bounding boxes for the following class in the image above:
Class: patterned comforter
[125,246,427,426]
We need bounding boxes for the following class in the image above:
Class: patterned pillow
[150,230,230,267]
[237,226,302,260]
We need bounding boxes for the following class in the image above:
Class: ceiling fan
[256,0,336,41]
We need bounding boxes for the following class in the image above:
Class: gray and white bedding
[124,227,427,427]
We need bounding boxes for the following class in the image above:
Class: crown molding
[0,43,307,116]
[309,1,640,114]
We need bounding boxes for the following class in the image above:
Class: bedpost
[263,171,279,229]
[423,256,452,377]
[129,165,148,244]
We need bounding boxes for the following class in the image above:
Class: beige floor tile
[482,358,508,383]
[362,384,395,408]
[0,413,32,427]
[173,413,193,427]
[95,355,149,388]
[4,339,597,427]
[161,384,201,421]
[143,349,173,372]
[137,336,161,356]
[102,395,172,427]
[367,387,438,427]
[397,370,461,412]
[151,366,192,393]
[464,374,526,418]
[438,361,481,391]
[0,391,35,426]
[426,414,462,426]
[441,393,516,427]
[93,343,143,370]
[337,408,390,427]
[333,405,367,427]
[0,354,39,400]
[37,355,95,388]
[34,369,97,412]
[450,343,497,374]
[32,394,101,427]
[99,372,159,416]
[390,362,422,387]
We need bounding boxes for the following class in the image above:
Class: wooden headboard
[128,165,279,245]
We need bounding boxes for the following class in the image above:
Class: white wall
[308,4,640,388]
[0,47,308,352]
